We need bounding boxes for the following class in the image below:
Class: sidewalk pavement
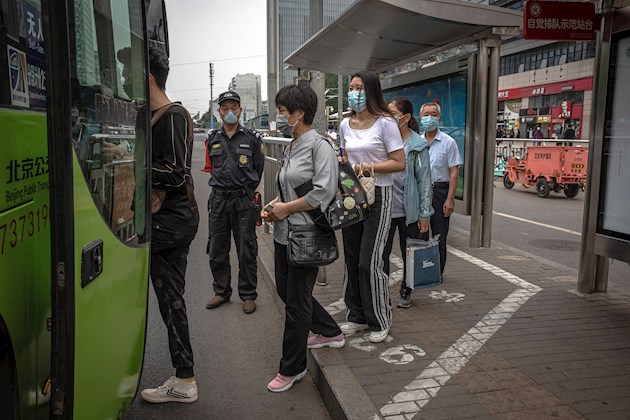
[256,224,630,420]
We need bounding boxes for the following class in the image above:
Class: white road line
[377,247,541,419]
[493,211,582,236]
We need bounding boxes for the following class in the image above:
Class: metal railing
[262,136,291,233]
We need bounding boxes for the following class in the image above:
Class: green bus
[0,0,168,418]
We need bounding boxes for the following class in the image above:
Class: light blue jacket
[404,131,434,225]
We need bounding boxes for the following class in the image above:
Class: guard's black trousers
[274,241,342,376]
[208,191,258,301]
[151,242,194,378]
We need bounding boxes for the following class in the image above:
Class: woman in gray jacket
[383,97,434,308]
[262,85,344,393]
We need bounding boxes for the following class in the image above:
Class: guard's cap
[218,90,241,105]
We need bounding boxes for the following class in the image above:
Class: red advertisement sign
[523,1,597,41]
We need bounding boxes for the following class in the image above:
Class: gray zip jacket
[274,129,339,245]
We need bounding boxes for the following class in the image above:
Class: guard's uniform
[207,125,264,301]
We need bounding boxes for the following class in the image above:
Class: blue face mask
[223,110,238,124]
[348,90,367,113]
[420,115,439,132]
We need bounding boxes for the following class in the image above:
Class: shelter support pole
[482,38,502,247]
[309,0,327,133]
[470,40,489,248]
[578,1,613,293]
[338,74,343,127]
[267,0,278,128]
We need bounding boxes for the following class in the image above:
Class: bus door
[46,0,152,418]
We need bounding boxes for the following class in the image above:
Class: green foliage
[324,73,348,114]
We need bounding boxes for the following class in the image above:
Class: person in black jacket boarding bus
[141,47,200,404]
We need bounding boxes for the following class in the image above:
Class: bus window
[71,0,149,244]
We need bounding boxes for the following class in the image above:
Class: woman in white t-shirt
[338,71,405,343]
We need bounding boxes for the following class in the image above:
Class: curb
[256,230,378,420]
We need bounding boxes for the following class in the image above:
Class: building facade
[278,0,356,88]
[490,0,596,141]
[229,73,262,123]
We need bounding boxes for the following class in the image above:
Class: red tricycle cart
[502,146,588,198]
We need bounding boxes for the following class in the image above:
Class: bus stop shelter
[284,0,522,247]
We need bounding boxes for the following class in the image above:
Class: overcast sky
[164,0,267,116]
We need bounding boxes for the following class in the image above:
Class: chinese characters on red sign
[523,1,597,41]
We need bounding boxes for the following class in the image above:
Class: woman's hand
[417,219,430,233]
[268,202,291,221]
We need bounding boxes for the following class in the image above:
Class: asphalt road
[124,138,330,420]
[450,180,630,289]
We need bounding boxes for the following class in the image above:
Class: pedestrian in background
[338,71,405,343]
[141,47,200,404]
[420,102,462,276]
[262,85,344,393]
[206,91,264,314]
[383,97,433,309]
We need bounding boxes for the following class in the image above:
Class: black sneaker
[397,289,412,308]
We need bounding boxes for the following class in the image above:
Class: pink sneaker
[307,333,345,349]
[267,370,307,393]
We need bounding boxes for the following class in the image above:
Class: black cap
[218,90,241,105]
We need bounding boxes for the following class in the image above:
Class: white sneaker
[368,328,390,343]
[339,321,368,335]
[141,376,198,403]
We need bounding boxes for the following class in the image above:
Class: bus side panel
[70,156,149,417]
[0,109,51,419]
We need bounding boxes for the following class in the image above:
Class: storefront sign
[497,77,593,100]
[537,116,551,123]
[524,1,596,41]
[558,100,571,118]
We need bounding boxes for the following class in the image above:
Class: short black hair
[328,124,334,130]
[148,47,169,90]
[275,85,317,125]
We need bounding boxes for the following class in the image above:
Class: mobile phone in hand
[264,203,275,212]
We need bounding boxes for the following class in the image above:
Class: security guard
[206,91,264,314]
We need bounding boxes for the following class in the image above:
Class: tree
[192,111,201,126]
[196,110,220,129]
[324,73,348,115]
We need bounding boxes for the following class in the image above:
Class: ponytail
[390,97,419,133]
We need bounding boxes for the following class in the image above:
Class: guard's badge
[212,143,221,149]
[239,154,248,165]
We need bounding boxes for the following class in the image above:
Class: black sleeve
[152,108,191,192]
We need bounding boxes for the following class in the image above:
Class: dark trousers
[431,187,450,274]
[383,217,422,296]
[274,241,341,376]
[151,242,194,378]
[208,192,258,300]
[342,186,393,332]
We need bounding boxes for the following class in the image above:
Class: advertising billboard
[382,69,468,200]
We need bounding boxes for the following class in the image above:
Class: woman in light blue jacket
[383,97,434,308]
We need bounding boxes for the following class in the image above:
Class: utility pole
[209,62,214,129]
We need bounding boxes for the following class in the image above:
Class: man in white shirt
[419,102,462,275]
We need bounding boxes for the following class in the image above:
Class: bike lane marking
[377,247,542,419]
[493,211,581,236]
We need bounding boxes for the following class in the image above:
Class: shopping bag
[405,235,442,289]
